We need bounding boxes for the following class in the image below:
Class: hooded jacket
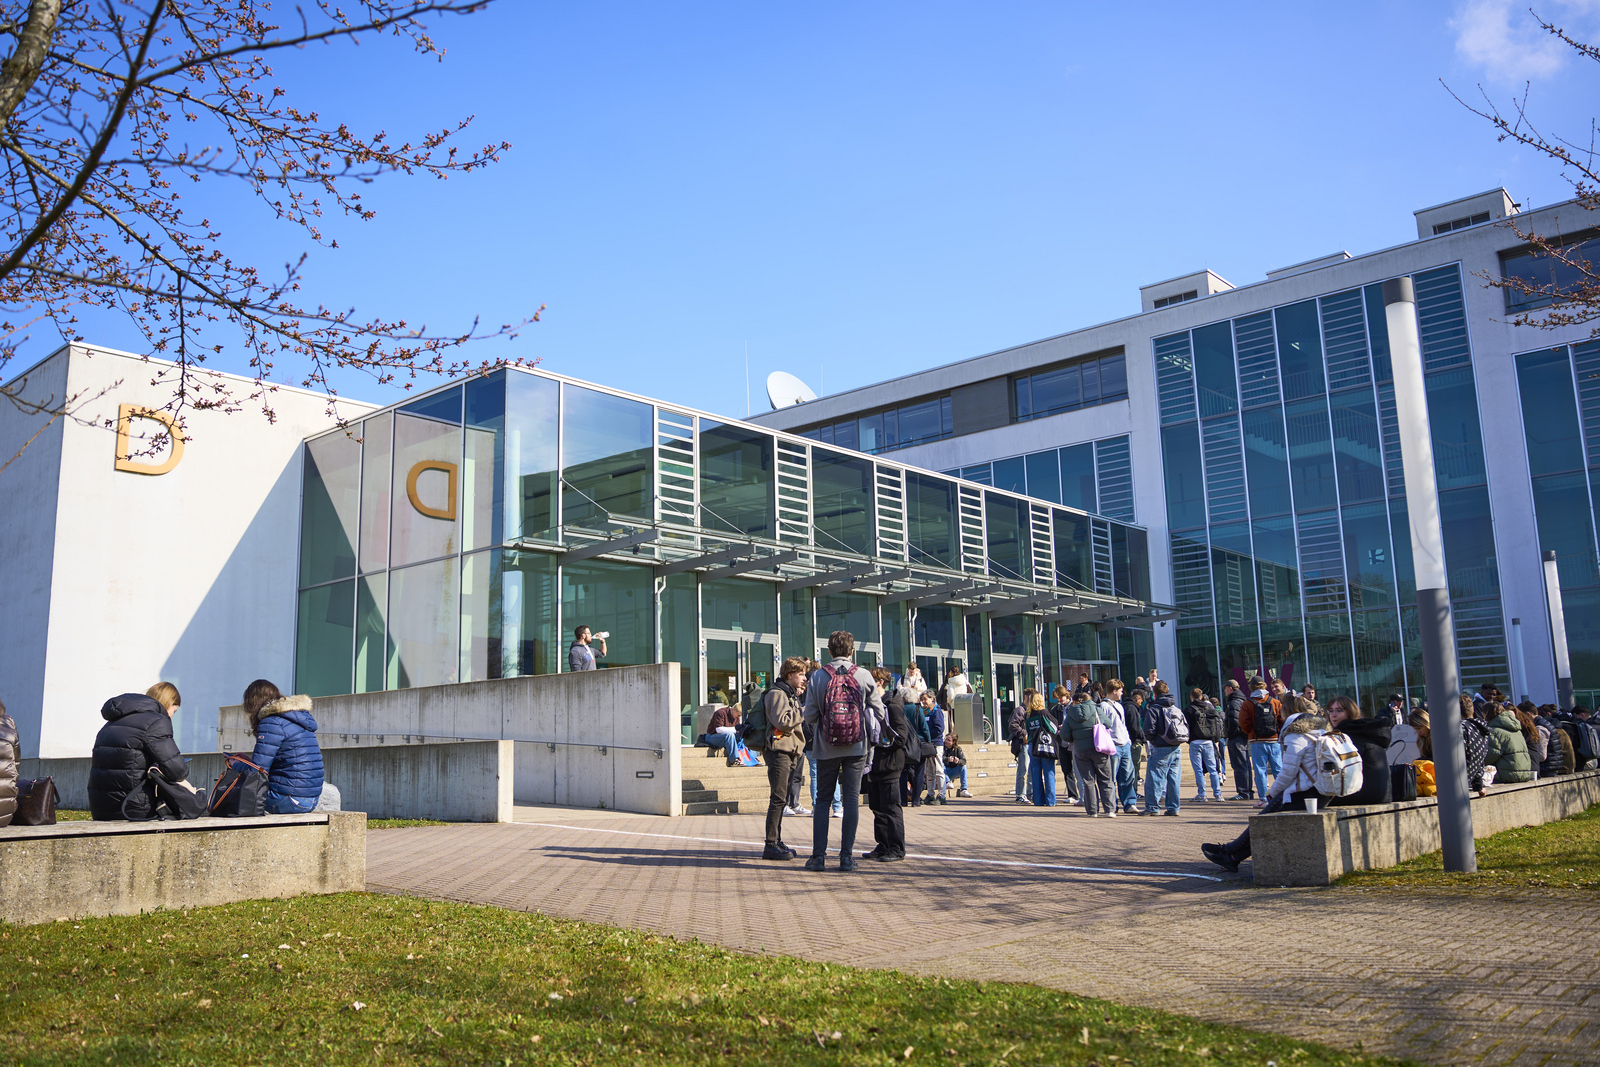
[762,680,806,755]
[1064,697,1111,758]
[1485,710,1533,783]
[1266,711,1329,801]
[249,696,325,799]
[0,706,19,827]
[88,694,189,820]
[1462,716,1491,791]
[1536,714,1569,775]
[1330,716,1392,807]
[1142,692,1186,747]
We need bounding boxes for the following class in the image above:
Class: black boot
[1201,842,1240,872]
[762,843,794,861]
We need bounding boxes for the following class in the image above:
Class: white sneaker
[830,808,842,819]
[795,806,813,816]
[1107,810,1118,818]
[782,805,799,816]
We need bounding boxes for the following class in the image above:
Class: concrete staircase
[679,742,1026,813]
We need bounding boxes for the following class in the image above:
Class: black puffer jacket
[0,704,19,827]
[88,694,189,820]
[1330,717,1392,807]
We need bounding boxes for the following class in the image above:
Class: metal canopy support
[1095,610,1182,631]
[984,591,1084,617]
[779,562,876,593]
[561,528,661,565]
[814,567,914,598]
[702,550,803,582]
[653,543,752,578]
[1044,606,1116,626]
[942,583,1010,609]
[881,579,977,606]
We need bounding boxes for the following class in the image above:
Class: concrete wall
[218,665,683,816]
[0,344,375,759]
[1251,769,1600,886]
[22,740,513,822]
[0,811,365,925]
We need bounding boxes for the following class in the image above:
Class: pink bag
[1092,721,1116,755]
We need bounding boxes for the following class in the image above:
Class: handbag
[13,777,58,825]
[124,767,207,821]
[903,731,924,763]
[208,754,268,817]
[1390,763,1418,803]
[1092,722,1116,755]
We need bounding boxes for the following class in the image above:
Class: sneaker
[782,805,800,816]
[777,842,798,859]
[937,796,948,805]
[861,846,885,860]
[1212,795,1224,802]
[838,856,858,872]
[1229,794,1251,802]
[1093,813,1108,818]
[1201,842,1241,872]
[762,843,794,861]
[795,806,813,816]
[958,789,972,798]
[830,808,843,819]
[1123,805,1137,814]
[878,851,904,863]
[1162,810,1180,816]
[1107,810,1118,818]
[803,855,827,871]
[1192,795,1207,803]
[1140,809,1160,816]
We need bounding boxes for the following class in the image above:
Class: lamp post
[1384,276,1477,873]
[1543,550,1573,709]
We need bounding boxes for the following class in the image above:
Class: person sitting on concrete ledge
[1200,698,1329,873]
[702,703,745,766]
[0,697,18,827]
[243,679,327,814]
[88,683,197,820]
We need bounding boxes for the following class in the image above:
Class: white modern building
[750,189,1600,711]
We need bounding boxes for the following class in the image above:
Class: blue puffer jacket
[249,696,325,799]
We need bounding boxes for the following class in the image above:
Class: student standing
[802,631,884,873]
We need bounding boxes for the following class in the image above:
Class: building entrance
[704,631,777,714]
[991,654,1035,744]
[815,642,882,670]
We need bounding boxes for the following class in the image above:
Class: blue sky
[40,0,1600,419]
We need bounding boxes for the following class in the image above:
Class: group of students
[0,680,327,826]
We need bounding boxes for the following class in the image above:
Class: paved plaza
[366,796,1600,1067]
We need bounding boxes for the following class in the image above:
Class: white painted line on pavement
[530,823,1224,883]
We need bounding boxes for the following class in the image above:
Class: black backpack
[1252,700,1279,738]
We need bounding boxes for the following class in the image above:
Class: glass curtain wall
[1155,264,1505,708]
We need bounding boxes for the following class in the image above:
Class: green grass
[1339,801,1600,890]
[0,893,1406,1066]
[53,810,92,822]
[51,811,444,829]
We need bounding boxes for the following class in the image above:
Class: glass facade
[798,394,954,454]
[297,368,1160,743]
[942,433,1135,522]
[1012,351,1128,421]
[1155,264,1507,710]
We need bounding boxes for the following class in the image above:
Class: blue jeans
[808,751,842,813]
[1112,742,1137,809]
[1189,740,1222,799]
[1144,745,1182,814]
[1029,754,1056,806]
[706,729,739,762]
[811,755,867,860]
[265,789,317,814]
[1250,740,1283,800]
[1014,748,1031,799]
[947,764,968,791]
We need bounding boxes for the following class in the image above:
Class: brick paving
[365,795,1600,1067]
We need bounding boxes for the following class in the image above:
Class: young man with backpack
[1221,679,1253,801]
[1238,676,1284,807]
[1140,680,1188,816]
[758,657,810,861]
[1185,688,1225,802]
[801,631,885,873]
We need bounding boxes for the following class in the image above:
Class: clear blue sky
[40,0,1600,419]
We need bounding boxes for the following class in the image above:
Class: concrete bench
[1250,769,1600,886]
[0,812,366,926]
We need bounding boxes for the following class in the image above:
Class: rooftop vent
[1139,269,1233,313]
[1414,188,1517,240]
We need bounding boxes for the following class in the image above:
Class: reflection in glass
[562,385,654,525]
[506,372,560,541]
[1054,511,1093,589]
[1179,626,1219,694]
[1058,444,1096,513]
[1329,389,1384,504]
[700,422,774,539]
[1241,407,1292,517]
[387,557,460,689]
[391,413,462,567]
[296,579,354,696]
[358,415,392,574]
[1532,473,1600,587]
[461,550,492,682]
[816,593,878,642]
[1259,617,1304,691]
[905,473,957,568]
[1285,397,1336,512]
[300,431,360,586]
[914,605,958,650]
[882,601,908,674]
[661,573,700,742]
[1352,609,1405,712]
[991,615,1028,657]
[781,588,814,660]
[1439,484,1499,598]
[1340,501,1398,611]
[463,373,504,551]
[1210,525,1258,625]
[1424,368,1487,489]
[1516,348,1584,477]
[1275,300,1325,400]
[1500,235,1600,313]
[1161,423,1205,530]
[985,493,1029,580]
[1193,321,1238,417]
[706,639,738,706]
[812,449,874,555]
[561,560,653,668]
[1305,613,1355,696]
[1252,516,1301,620]
[1024,449,1061,503]
[1365,283,1393,383]
[702,578,778,634]
[355,576,386,694]
[494,549,557,678]
[400,386,462,424]
[992,456,1025,493]
[1121,527,1151,601]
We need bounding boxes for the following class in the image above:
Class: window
[699,422,775,539]
[1500,233,1600,313]
[1013,351,1128,421]
[797,395,952,454]
[1152,290,1199,309]
[1431,212,1490,235]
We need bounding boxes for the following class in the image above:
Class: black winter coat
[1222,691,1246,739]
[1186,700,1224,743]
[0,708,18,827]
[88,694,189,820]
[868,696,910,781]
[1330,717,1392,807]
[1123,697,1147,743]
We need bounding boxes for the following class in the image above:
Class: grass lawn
[0,893,1404,1067]
[1338,801,1600,890]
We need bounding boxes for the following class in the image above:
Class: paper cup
[1304,797,1319,814]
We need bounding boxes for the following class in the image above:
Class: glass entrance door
[704,633,778,715]
[992,654,1026,742]
[816,642,881,671]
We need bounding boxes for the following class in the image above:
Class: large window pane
[816,593,878,642]
[296,580,354,697]
[1424,367,1487,489]
[812,448,874,555]
[1531,472,1600,587]
[355,576,386,694]
[463,373,505,551]
[1241,407,1292,517]
[1341,501,1398,612]
[1285,397,1337,512]
[1439,484,1498,598]
[358,415,392,574]
[391,412,462,567]
[1054,511,1093,590]
[1211,527,1258,625]
[1501,235,1600,312]
[300,432,360,586]
[1353,608,1405,713]
[561,560,653,668]
[992,456,1025,494]
[1193,321,1238,418]
[857,412,885,453]
[562,385,654,524]
[1030,364,1081,415]
[700,422,774,539]
[388,557,460,689]
[662,573,701,743]
[898,398,944,446]
[991,615,1032,657]
[985,493,1029,580]
[401,386,461,424]
[1259,617,1305,691]
[882,601,909,676]
[1329,389,1384,504]
[1516,347,1585,476]
[906,473,957,568]
[1177,626,1219,694]
[461,549,493,683]
[914,605,959,651]
[703,578,778,634]
[1024,449,1061,503]
[832,418,859,452]
[495,549,558,679]
[506,371,560,541]
[1099,353,1128,401]
[1560,587,1600,690]
[1121,526,1151,601]
[781,588,814,660]
[1059,443,1096,513]
[1216,622,1260,691]
[1160,423,1206,530]
[1253,515,1301,620]
[1306,613,1356,695]
[1275,300,1325,400]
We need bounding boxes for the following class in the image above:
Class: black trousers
[1224,790,1323,858]
[786,753,804,809]
[1227,737,1253,797]
[765,750,799,846]
[812,755,867,859]
[865,772,905,856]
[900,758,925,804]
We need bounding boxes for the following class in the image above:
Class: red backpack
[821,664,865,746]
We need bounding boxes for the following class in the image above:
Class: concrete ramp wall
[219,665,683,816]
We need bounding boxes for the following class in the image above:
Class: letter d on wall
[406,460,458,520]
[114,404,186,475]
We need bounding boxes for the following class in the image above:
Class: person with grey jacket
[801,630,885,873]
[0,697,19,828]
[761,657,809,861]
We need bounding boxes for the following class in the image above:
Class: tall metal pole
[1543,550,1574,709]
[1510,617,1528,703]
[1384,277,1477,872]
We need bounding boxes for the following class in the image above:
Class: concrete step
[682,788,722,804]
[682,800,740,815]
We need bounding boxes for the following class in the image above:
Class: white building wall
[2,345,373,758]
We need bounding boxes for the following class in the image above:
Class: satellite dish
[766,370,818,409]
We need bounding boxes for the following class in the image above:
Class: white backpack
[1313,732,1364,797]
